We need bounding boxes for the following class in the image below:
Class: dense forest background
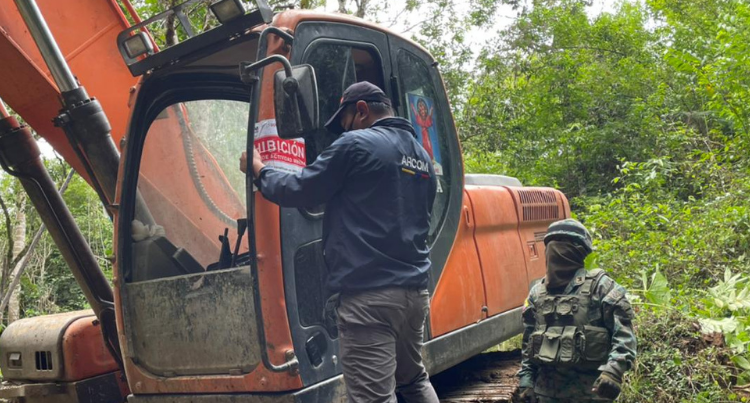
[2,0,750,401]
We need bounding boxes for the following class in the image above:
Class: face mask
[346,111,360,132]
[545,240,587,288]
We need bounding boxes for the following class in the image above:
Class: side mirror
[274,65,319,139]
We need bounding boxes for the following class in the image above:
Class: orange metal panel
[429,191,485,337]
[506,187,571,284]
[0,26,84,172]
[0,0,137,180]
[61,317,119,382]
[465,185,529,317]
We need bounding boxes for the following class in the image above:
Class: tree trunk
[336,0,368,18]
[0,223,45,318]
[8,196,26,323]
[0,193,12,324]
[162,0,179,46]
[1,171,73,319]
[354,0,368,18]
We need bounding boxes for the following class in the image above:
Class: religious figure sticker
[407,93,443,176]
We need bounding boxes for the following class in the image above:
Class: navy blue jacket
[257,117,437,292]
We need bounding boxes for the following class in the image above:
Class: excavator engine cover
[0,310,117,382]
[0,311,126,402]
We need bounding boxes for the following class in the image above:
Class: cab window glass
[129,100,249,282]
[294,43,384,328]
[398,50,452,239]
[304,43,385,162]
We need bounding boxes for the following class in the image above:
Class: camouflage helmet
[543,219,593,254]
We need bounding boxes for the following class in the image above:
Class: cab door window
[289,43,386,328]
[304,42,385,162]
[398,50,453,239]
[129,100,249,282]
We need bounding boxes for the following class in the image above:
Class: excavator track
[434,350,522,403]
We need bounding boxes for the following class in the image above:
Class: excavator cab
[115,1,464,400]
[0,0,569,402]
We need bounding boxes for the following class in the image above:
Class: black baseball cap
[324,81,392,134]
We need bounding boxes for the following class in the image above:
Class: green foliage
[575,159,750,399]
[619,308,735,403]
[456,0,750,399]
[697,269,750,384]
[130,0,219,48]
[607,267,750,401]
[459,0,666,197]
[650,0,750,138]
[579,162,750,289]
[129,0,323,48]
[641,268,672,307]
[3,158,109,319]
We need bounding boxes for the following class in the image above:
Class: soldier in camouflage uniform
[515,219,637,403]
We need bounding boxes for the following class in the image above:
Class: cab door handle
[463,206,472,227]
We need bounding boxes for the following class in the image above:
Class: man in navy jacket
[240,81,438,403]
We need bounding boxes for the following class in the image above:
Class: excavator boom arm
[0,0,139,180]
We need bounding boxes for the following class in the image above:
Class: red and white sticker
[254,119,306,174]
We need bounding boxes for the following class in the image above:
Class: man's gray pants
[336,286,440,403]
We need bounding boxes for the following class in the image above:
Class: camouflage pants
[531,365,614,402]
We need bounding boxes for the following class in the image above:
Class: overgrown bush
[619,308,735,402]
[461,0,750,400]
[579,158,750,289]
[575,160,750,401]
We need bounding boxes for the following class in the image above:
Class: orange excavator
[0,0,570,402]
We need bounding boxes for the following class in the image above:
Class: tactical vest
[526,269,611,369]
